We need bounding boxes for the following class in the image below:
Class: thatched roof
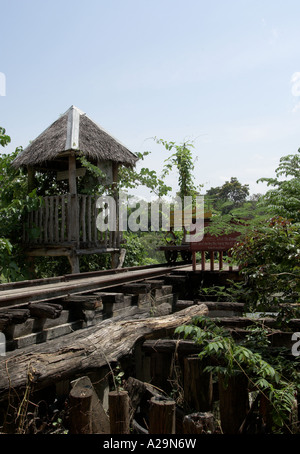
[13,105,138,168]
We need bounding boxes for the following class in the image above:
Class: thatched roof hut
[13,105,138,170]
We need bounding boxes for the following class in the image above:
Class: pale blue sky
[1,0,300,197]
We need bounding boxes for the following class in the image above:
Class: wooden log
[183,412,215,434]
[184,356,213,412]
[0,303,208,400]
[149,396,176,434]
[69,382,93,434]
[124,376,184,434]
[70,376,110,434]
[218,372,249,434]
[142,339,201,355]
[108,390,130,434]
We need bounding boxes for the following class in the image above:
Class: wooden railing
[23,194,121,249]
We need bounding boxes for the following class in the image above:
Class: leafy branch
[175,316,299,430]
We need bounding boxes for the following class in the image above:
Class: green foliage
[122,232,158,267]
[258,149,300,222]
[154,138,201,199]
[0,127,11,147]
[206,177,250,214]
[232,216,300,317]
[0,133,41,281]
[175,316,299,430]
[118,151,172,197]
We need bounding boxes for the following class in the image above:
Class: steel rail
[0,262,190,310]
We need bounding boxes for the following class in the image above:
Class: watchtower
[13,106,138,273]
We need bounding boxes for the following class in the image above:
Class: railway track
[0,262,192,353]
[0,262,189,310]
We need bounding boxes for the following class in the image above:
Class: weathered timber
[183,412,215,434]
[68,381,93,434]
[70,376,110,434]
[218,372,249,434]
[183,356,213,412]
[124,376,164,416]
[108,390,130,434]
[0,303,208,400]
[124,376,185,434]
[121,283,151,294]
[149,396,176,434]
[0,264,181,308]
[201,301,245,311]
[28,303,63,319]
[63,295,103,310]
[142,339,201,355]
[213,316,300,329]
[0,309,30,330]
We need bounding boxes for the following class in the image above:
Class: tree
[206,177,250,214]
[258,149,300,223]
[0,129,28,281]
[0,127,11,147]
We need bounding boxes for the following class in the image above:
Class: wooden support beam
[184,356,213,412]
[70,376,110,434]
[149,397,176,434]
[218,372,249,434]
[69,383,93,434]
[0,304,209,400]
[108,390,130,434]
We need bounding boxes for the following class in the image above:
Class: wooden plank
[0,265,185,308]
[61,195,66,242]
[190,231,240,252]
[57,167,86,181]
[54,196,59,243]
[67,193,72,242]
[219,251,223,270]
[210,251,214,271]
[87,196,92,243]
[44,196,49,243]
[81,195,87,243]
[39,205,43,243]
[49,197,54,243]
[94,196,98,245]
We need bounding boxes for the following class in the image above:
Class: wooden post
[184,356,213,412]
[183,412,215,434]
[192,251,196,271]
[70,376,110,434]
[108,390,130,434]
[218,373,249,434]
[68,252,80,274]
[201,251,205,270]
[27,165,36,193]
[210,251,214,271]
[68,154,80,247]
[69,384,93,434]
[111,162,119,250]
[228,250,233,271]
[219,251,223,270]
[149,397,176,434]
